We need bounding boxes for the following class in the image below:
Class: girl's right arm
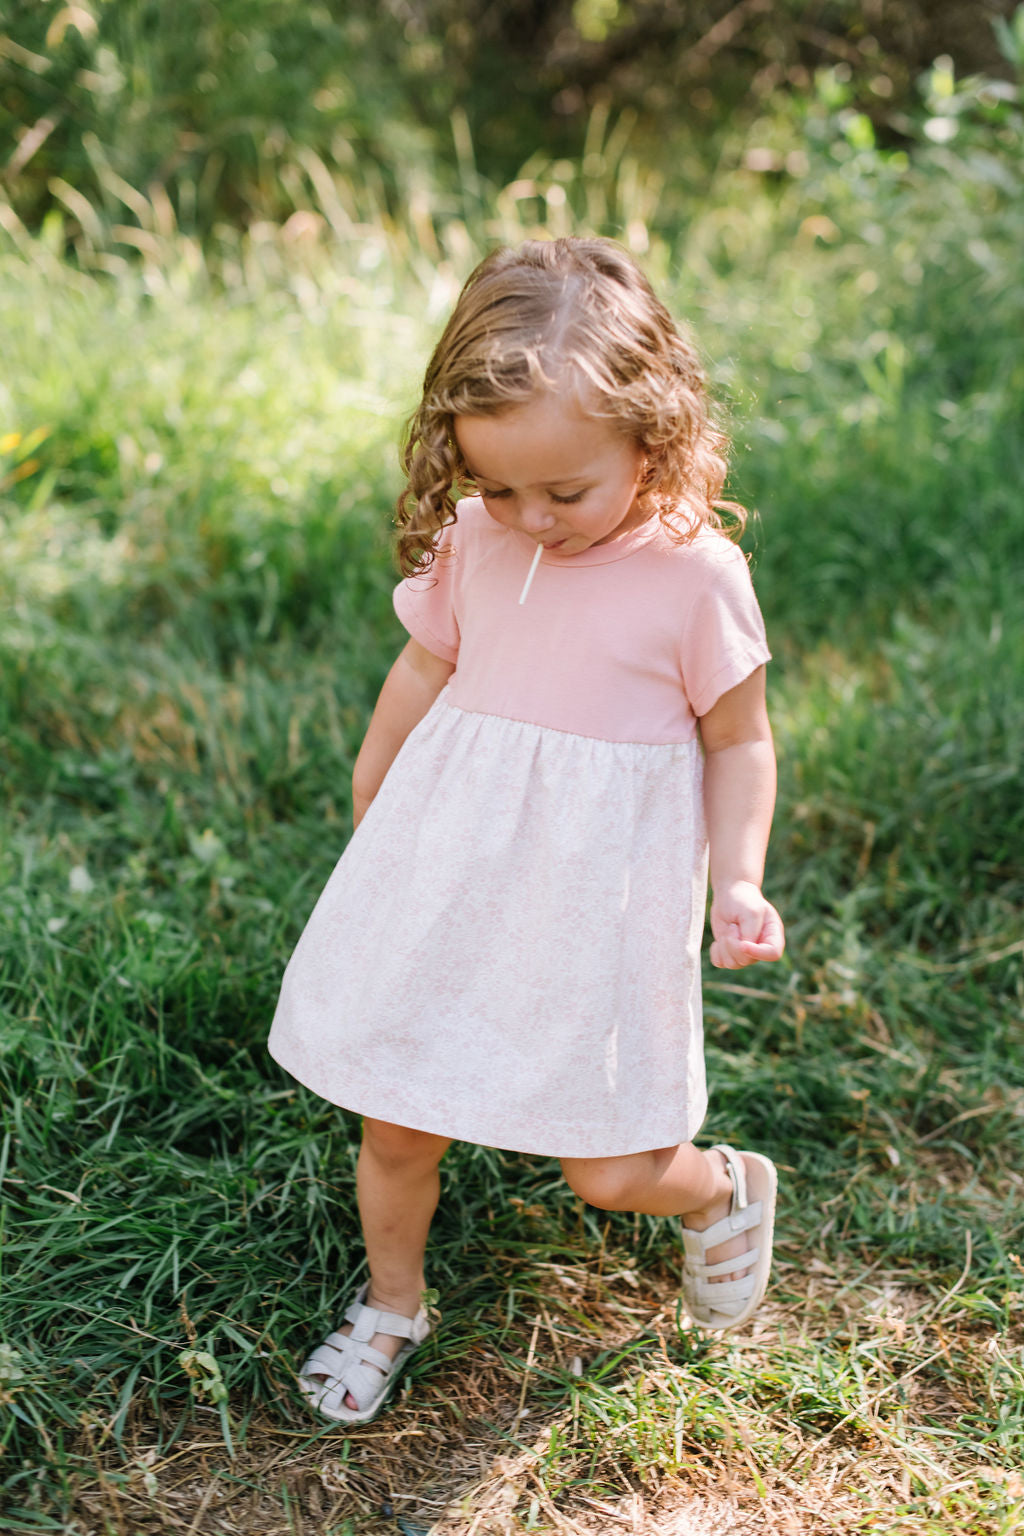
[351,639,455,826]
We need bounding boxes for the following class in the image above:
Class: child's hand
[709,881,785,969]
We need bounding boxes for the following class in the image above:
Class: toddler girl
[269,236,785,1424]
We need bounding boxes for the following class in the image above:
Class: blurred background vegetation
[1,0,1021,240]
[2,2,1024,1530]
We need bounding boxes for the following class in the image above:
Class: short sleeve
[393,529,461,663]
[679,541,771,716]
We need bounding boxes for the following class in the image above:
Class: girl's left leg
[560,1143,762,1302]
[561,1143,733,1225]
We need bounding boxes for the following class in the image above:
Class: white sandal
[298,1282,431,1424]
[680,1143,777,1331]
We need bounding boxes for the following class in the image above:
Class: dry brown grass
[52,1244,1024,1536]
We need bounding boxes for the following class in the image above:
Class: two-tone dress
[268,499,769,1158]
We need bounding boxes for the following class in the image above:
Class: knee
[361,1118,449,1174]
[560,1155,638,1212]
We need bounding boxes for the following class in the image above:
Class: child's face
[454,391,647,555]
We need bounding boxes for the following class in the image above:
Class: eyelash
[479,488,587,505]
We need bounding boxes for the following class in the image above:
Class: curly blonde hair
[396,237,745,576]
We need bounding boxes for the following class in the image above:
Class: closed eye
[477,485,589,504]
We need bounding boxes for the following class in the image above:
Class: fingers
[755,906,786,957]
[710,937,780,969]
[710,937,753,969]
[709,905,786,969]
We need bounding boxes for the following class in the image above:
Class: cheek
[607,468,641,512]
[481,499,513,529]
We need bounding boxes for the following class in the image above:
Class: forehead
[454,391,630,484]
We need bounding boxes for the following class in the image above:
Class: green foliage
[0,0,443,234]
[3,0,1021,245]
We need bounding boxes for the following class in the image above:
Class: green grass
[1,91,1023,1534]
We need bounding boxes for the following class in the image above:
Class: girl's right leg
[357,1116,452,1319]
[336,1117,451,1411]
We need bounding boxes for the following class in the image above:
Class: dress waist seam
[437,687,700,750]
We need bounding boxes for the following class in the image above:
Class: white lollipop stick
[518,543,543,606]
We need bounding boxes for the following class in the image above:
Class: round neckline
[511,513,666,568]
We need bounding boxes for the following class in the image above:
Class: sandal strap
[344,1298,427,1344]
[681,1198,763,1255]
[692,1245,761,1280]
[304,1350,394,1417]
[686,1274,757,1305]
[329,1360,386,1415]
[712,1143,750,1208]
[316,1334,393,1373]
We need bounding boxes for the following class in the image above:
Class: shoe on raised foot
[680,1143,777,1331]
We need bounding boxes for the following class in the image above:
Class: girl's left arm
[699,665,785,970]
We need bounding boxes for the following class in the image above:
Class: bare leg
[311,1118,450,1411]
[560,1143,745,1274]
[358,1118,450,1311]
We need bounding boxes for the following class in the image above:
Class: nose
[519,498,556,534]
